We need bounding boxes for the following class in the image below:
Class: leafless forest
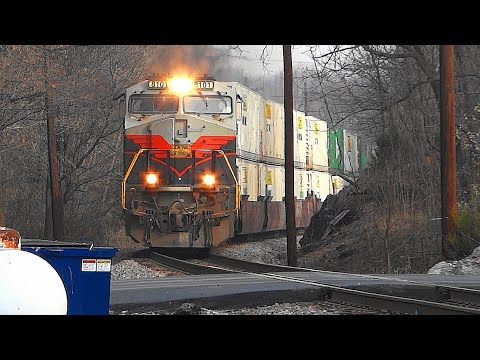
[1,45,479,270]
[0,45,254,244]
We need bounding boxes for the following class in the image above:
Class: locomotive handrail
[121,148,149,210]
[213,149,239,217]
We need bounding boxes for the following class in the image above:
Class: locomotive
[120,74,346,252]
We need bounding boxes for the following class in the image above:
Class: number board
[194,80,214,90]
[148,80,167,89]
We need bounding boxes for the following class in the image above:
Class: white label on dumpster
[96,259,111,272]
[82,259,97,272]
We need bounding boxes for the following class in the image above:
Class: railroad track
[147,251,232,275]
[135,249,306,275]
[228,228,305,243]
[434,285,480,309]
[136,250,480,315]
[307,270,480,311]
[201,254,307,273]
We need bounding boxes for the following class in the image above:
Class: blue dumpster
[22,240,117,315]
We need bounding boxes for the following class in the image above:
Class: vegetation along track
[131,249,480,314]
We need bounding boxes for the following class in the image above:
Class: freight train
[120,74,370,252]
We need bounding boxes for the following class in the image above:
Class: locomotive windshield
[129,94,179,114]
[183,95,232,115]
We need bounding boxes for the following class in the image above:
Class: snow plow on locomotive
[121,74,326,252]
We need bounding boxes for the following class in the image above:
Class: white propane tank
[0,249,68,315]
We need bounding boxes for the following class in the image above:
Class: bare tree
[0,45,153,243]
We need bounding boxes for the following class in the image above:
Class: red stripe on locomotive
[125,134,237,177]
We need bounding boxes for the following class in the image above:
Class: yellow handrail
[121,148,147,210]
[215,150,239,217]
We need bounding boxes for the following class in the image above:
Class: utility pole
[44,47,65,242]
[284,45,297,266]
[440,45,456,260]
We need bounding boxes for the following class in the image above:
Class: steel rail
[148,251,232,275]
[146,251,480,314]
[206,254,307,273]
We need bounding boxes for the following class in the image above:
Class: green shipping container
[328,128,344,171]
[358,137,368,170]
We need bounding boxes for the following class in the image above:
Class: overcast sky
[215,45,321,76]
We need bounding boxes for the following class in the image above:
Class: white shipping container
[258,163,285,201]
[293,110,307,168]
[311,171,332,201]
[227,83,262,159]
[237,158,259,201]
[306,116,328,170]
[294,168,307,199]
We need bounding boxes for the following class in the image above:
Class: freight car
[120,74,337,252]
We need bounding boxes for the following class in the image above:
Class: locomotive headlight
[170,77,193,94]
[145,172,159,187]
[202,174,215,186]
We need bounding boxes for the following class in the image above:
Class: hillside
[297,185,443,274]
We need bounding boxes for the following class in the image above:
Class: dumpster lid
[22,239,91,248]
